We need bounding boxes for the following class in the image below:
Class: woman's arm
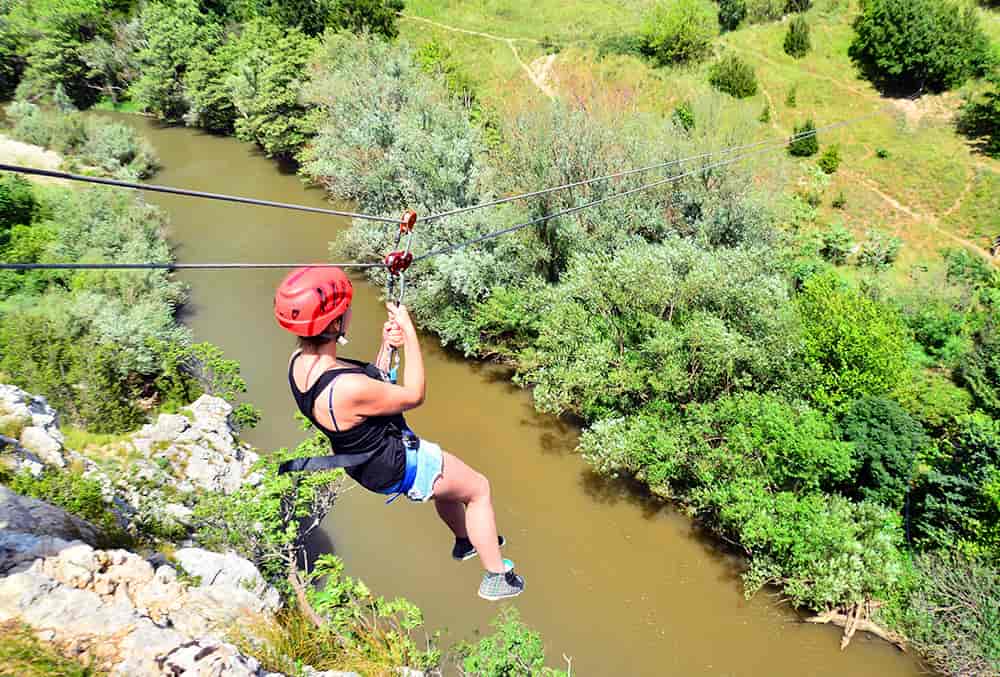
[345,304,425,416]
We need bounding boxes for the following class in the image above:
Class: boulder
[19,426,64,467]
[0,485,103,545]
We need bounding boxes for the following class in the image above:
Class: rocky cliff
[0,385,364,677]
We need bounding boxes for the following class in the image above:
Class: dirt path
[0,135,69,185]
[402,14,557,99]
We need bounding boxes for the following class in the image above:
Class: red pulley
[400,210,417,234]
[384,251,413,275]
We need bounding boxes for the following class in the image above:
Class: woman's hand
[383,320,405,348]
[386,303,416,337]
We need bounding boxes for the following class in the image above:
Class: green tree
[783,15,810,59]
[788,118,818,156]
[79,18,141,106]
[849,0,993,93]
[132,0,222,121]
[959,310,1000,418]
[227,19,319,158]
[7,0,116,107]
[182,42,239,133]
[817,143,840,173]
[796,272,911,412]
[717,0,747,32]
[841,397,930,510]
[0,13,24,99]
[819,223,853,265]
[641,0,717,65]
[327,0,405,39]
[708,53,758,98]
[957,74,1000,159]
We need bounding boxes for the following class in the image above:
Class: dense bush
[640,0,717,66]
[817,144,840,174]
[708,53,758,98]
[745,0,785,23]
[783,15,811,58]
[841,397,930,510]
[849,0,994,93]
[788,119,818,156]
[857,228,902,270]
[0,13,24,100]
[957,75,1000,159]
[457,607,567,676]
[717,0,747,32]
[10,468,128,545]
[5,100,158,178]
[959,312,1000,417]
[819,223,853,264]
[796,272,911,412]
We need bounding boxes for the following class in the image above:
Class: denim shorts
[405,439,444,502]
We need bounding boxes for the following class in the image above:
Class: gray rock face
[0,385,65,468]
[174,548,281,612]
[0,485,102,547]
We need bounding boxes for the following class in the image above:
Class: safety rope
[0,163,401,225]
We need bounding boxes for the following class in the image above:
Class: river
[113,114,924,676]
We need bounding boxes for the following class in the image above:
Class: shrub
[796,272,911,412]
[745,0,785,23]
[758,101,771,123]
[0,174,38,235]
[912,413,1000,557]
[841,397,930,510]
[849,0,993,93]
[895,551,1000,676]
[857,228,902,270]
[785,84,798,107]
[80,120,158,178]
[819,223,852,264]
[788,119,819,156]
[783,15,811,58]
[672,100,695,131]
[785,0,812,11]
[708,53,758,98]
[10,469,128,546]
[831,190,846,209]
[640,0,717,65]
[958,311,1000,417]
[876,147,890,159]
[718,0,747,32]
[817,144,841,174]
[957,75,1000,159]
[457,607,567,676]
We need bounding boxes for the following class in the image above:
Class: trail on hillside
[402,14,557,99]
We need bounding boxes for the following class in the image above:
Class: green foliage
[0,174,38,245]
[783,15,811,58]
[181,41,238,133]
[758,101,771,123]
[913,413,1000,558]
[785,84,797,107]
[0,13,25,100]
[831,190,846,209]
[132,0,222,121]
[672,100,695,131]
[817,144,840,174]
[717,0,747,32]
[10,468,129,546]
[4,101,157,178]
[796,272,911,412]
[857,228,902,270]
[849,0,994,93]
[6,0,116,107]
[326,0,405,39]
[788,118,818,156]
[893,551,1000,676]
[876,147,890,159]
[959,310,1000,418]
[819,222,852,264]
[640,0,717,66]
[841,397,930,510]
[958,74,1000,159]
[708,53,758,98]
[227,19,319,158]
[457,607,567,677]
[745,0,785,23]
[895,370,973,436]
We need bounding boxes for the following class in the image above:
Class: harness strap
[380,440,420,504]
[278,450,378,475]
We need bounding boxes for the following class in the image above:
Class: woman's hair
[297,317,342,349]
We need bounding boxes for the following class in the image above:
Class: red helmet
[274,266,353,337]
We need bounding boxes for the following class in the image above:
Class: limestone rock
[0,531,77,575]
[174,548,281,611]
[19,426,64,467]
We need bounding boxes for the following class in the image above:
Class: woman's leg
[434,499,467,539]
[431,451,504,572]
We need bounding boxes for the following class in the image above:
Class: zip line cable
[0,262,385,271]
[412,113,876,262]
[419,101,902,225]
[0,163,401,225]
[0,101,905,273]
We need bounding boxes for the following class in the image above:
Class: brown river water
[114,114,925,676]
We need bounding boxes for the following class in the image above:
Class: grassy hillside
[399,0,1000,280]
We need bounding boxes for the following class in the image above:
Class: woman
[274,266,525,600]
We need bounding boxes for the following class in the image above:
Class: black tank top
[288,353,406,492]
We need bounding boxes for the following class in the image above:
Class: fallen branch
[806,608,907,652]
[287,559,349,647]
